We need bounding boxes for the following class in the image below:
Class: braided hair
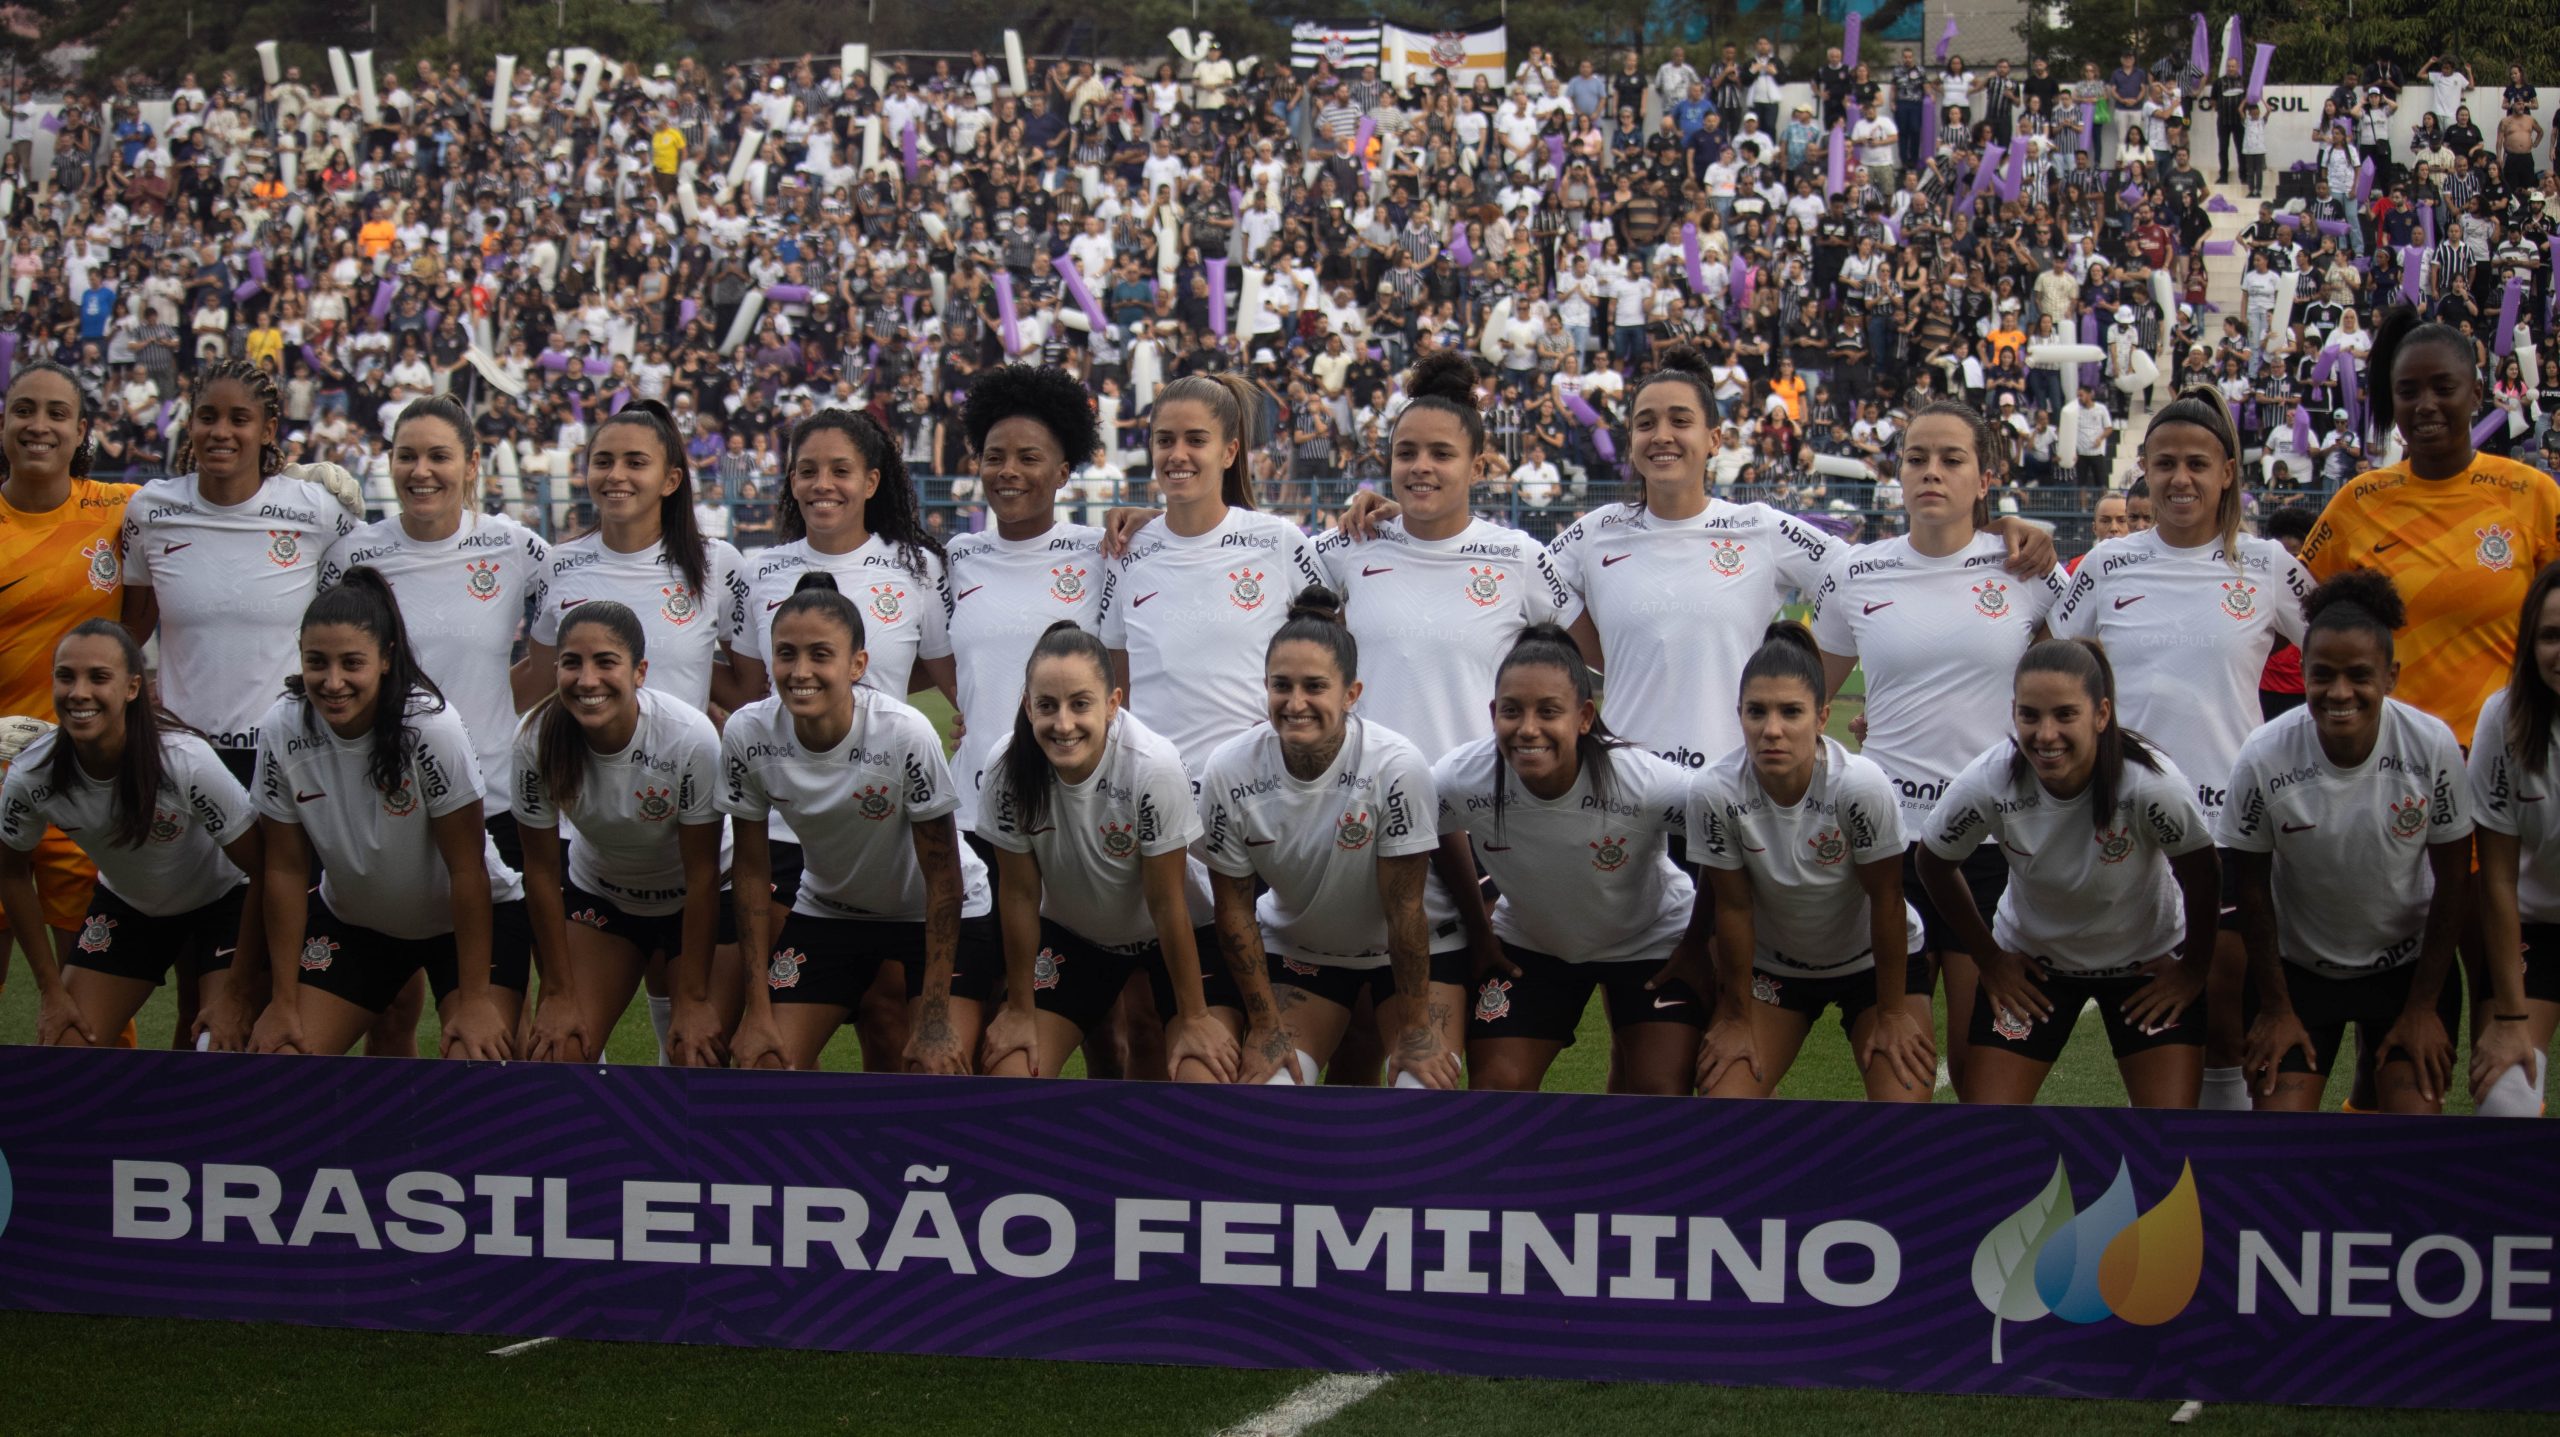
[174,358,286,479]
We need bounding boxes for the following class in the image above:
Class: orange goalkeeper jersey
[0,478,137,722]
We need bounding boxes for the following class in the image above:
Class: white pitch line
[1213,1373,1391,1437]
[487,1335,558,1358]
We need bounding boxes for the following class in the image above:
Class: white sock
[2478,1050,2548,1119]
[2199,1065,2252,1111]
[649,995,674,1065]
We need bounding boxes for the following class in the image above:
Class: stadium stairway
[2106,176,2254,489]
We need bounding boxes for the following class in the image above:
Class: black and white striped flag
[1290,20,1382,70]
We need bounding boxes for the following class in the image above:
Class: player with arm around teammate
[2466,563,2560,1115]
[2222,571,2475,1113]
[1692,623,1935,1100]
[0,621,264,1049]
[1917,640,2220,1107]
[1196,587,1468,1089]
[513,601,731,1065]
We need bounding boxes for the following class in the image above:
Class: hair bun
[1403,350,1480,409]
[2306,567,2406,632]
[792,571,843,595]
[1761,619,1817,655]
[1285,583,1345,624]
[1649,343,1713,378]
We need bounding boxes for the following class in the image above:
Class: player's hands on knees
[1697,1013,1762,1095]
[2120,953,2205,1034]
[1974,948,2052,1024]
[1387,1020,1463,1090]
[1166,1011,1241,1084]
[2243,1006,2316,1097]
[440,992,515,1063]
[1858,1004,1937,1093]
[729,1014,791,1071]
[2373,1005,2454,1104]
[251,996,306,1055]
[979,1007,1040,1077]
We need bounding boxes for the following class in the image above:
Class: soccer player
[1100,374,1326,780]
[2465,562,2560,1115]
[523,401,745,1058]
[1,621,263,1048]
[1917,640,2219,1107]
[2299,307,2560,747]
[317,398,550,869]
[946,365,1106,838]
[2223,570,2473,1113]
[720,574,995,1075]
[1811,399,2065,1090]
[512,602,731,1065]
[246,569,529,1060]
[0,362,137,1023]
[976,622,1242,1082]
[2050,388,2314,1111]
[1694,623,1934,1100]
[1314,352,1581,762]
[1197,587,1468,1088]
[1433,625,1705,1095]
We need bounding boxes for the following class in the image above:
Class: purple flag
[1682,223,1706,294]
[370,280,398,321]
[766,284,811,305]
[2353,157,2374,204]
[2207,195,2236,213]
[2290,405,2312,456]
[1843,12,1862,67]
[901,122,918,183]
[2245,44,2274,105]
[1936,17,1958,61]
[1059,260,1109,334]
[2077,101,2093,155]
[679,298,699,328]
[993,272,1023,351]
[2474,409,2511,447]
[233,280,262,303]
[2189,14,2210,76]
[1562,391,1604,428]
[1448,223,1474,269]
[248,251,268,283]
[2496,277,2523,355]
[2078,311,2103,392]
[2221,17,2245,77]
[1827,124,1846,196]
[1204,258,1226,337]
[1922,97,1940,158]
[0,332,15,388]
[2402,247,2424,304]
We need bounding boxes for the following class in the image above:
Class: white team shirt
[2217,700,2471,973]
[249,692,525,939]
[945,522,1105,829]
[716,688,990,922]
[1546,499,1835,770]
[1313,517,1583,762]
[1431,739,1695,965]
[1924,741,2211,973]
[320,512,550,815]
[119,474,360,747]
[735,534,955,702]
[977,709,1213,949]
[1096,509,1327,776]
[531,532,748,713]
[1,730,253,914]
[1689,737,1923,976]
[2050,531,2312,821]
[2469,687,2560,925]
[1809,533,2066,823]
[1196,716,1457,967]
[511,687,722,917]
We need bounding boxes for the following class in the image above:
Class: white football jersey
[1431,739,1695,965]
[320,512,550,815]
[2050,530,2312,822]
[1809,533,2065,823]
[250,692,524,939]
[2469,687,2560,925]
[1196,716,1456,967]
[531,532,748,713]
[1925,740,2211,973]
[511,687,722,917]
[945,523,1105,831]
[716,688,990,922]
[120,474,360,747]
[977,709,1213,949]
[1096,509,1327,776]
[1689,737,1924,976]
[1546,498,1835,771]
[2,730,253,914]
[735,534,955,702]
[1313,517,1583,762]
[2217,700,2471,973]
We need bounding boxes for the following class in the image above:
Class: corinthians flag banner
[0,1047,2550,1410]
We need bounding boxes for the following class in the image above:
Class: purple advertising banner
[0,1048,2552,1410]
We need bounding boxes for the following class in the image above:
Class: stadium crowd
[3,26,2560,1120]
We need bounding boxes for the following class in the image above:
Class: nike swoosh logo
[1651,996,1687,1009]
[1862,601,1893,615]
[295,790,326,802]
[162,542,193,555]
[2521,796,2546,804]
[1131,592,1160,607]
[2113,595,2146,609]
[560,598,587,610]
[214,947,237,958]
[1362,566,1394,576]
[2373,538,2401,552]
[1244,837,1275,846]
[1601,553,1633,567]
[2281,822,2316,832]
[957,585,984,599]
[765,599,787,610]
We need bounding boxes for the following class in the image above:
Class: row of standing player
[2,329,2556,1106]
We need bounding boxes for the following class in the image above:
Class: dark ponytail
[1740,620,1827,706]
[1490,622,1627,841]
[593,398,709,601]
[773,568,867,649]
[4,359,98,479]
[1392,349,1486,456]
[534,601,647,816]
[776,407,947,580]
[2304,567,2405,659]
[2505,563,2560,777]
[1002,620,1115,835]
[2365,304,2472,443]
[44,619,194,849]
[1268,584,1357,682]
[289,565,445,798]
[2008,638,2162,833]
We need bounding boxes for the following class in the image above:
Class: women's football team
[3,317,2556,1113]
